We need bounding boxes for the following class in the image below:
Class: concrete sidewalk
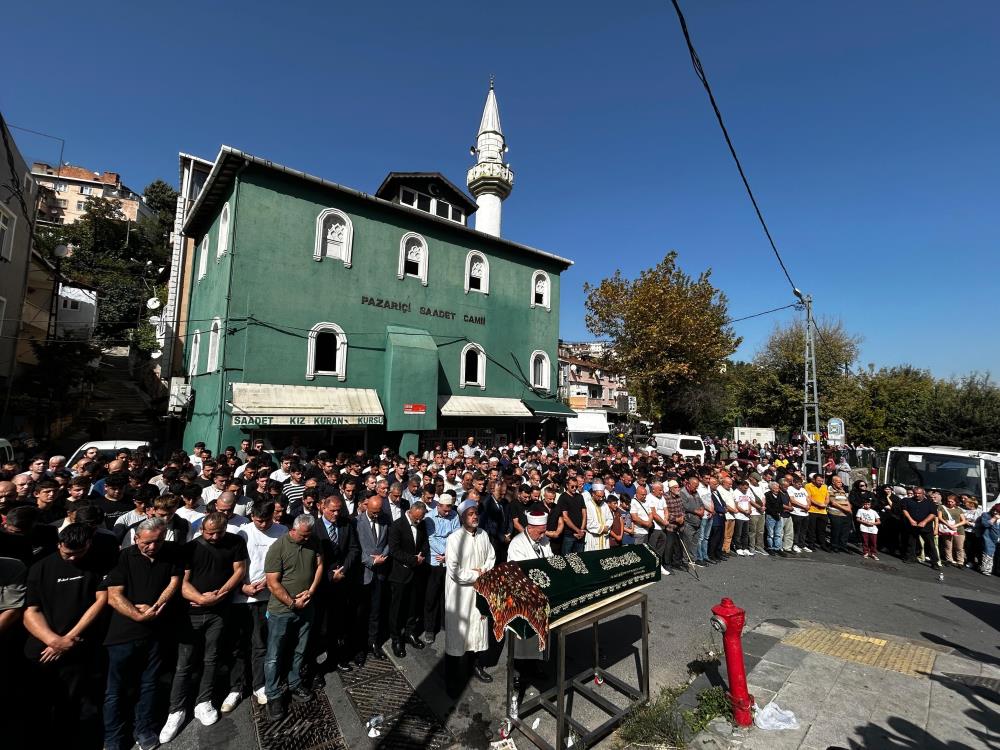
[689,620,1000,750]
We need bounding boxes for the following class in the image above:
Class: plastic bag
[754,701,800,730]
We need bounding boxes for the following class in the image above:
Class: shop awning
[523,398,577,418]
[566,411,610,434]
[438,395,533,418]
[230,383,384,426]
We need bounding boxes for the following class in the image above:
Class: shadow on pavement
[944,596,1000,633]
[920,631,1000,667]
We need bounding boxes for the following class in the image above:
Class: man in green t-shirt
[263,514,324,720]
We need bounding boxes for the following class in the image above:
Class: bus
[883,446,1000,511]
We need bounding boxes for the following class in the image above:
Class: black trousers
[663,529,684,566]
[733,520,749,551]
[708,522,724,560]
[229,601,268,693]
[169,610,227,711]
[829,515,851,550]
[907,523,940,565]
[307,583,354,672]
[424,565,446,635]
[28,648,103,748]
[646,530,668,563]
[806,513,828,549]
[389,577,422,642]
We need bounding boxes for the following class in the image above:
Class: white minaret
[467,78,514,238]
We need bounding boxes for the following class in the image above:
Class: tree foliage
[584,251,741,427]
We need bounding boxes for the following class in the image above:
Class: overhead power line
[729,302,798,324]
[668,0,798,294]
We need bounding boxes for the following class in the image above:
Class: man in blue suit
[355,493,391,663]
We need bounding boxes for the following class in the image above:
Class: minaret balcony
[467,162,514,198]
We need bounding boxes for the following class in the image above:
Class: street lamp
[49,243,71,338]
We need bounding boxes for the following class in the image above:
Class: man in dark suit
[355,494,391,663]
[387,500,429,658]
[311,491,360,676]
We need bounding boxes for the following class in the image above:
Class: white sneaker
[660,566,671,575]
[745,550,755,556]
[159,710,185,744]
[254,687,268,705]
[194,701,219,726]
[802,546,813,553]
[792,545,802,553]
[221,691,241,713]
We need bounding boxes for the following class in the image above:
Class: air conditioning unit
[168,377,192,414]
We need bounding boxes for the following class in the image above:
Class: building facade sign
[232,414,384,426]
[359,295,485,325]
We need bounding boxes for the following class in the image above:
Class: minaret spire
[467,79,514,238]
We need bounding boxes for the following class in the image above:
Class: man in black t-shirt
[103,516,182,750]
[22,523,108,747]
[557,476,587,555]
[902,487,941,569]
[95,473,132,529]
[160,513,248,743]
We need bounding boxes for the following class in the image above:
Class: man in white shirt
[228,500,286,710]
[269,457,293,483]
[201,473,229,506]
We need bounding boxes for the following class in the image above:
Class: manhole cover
[345,660,455,749]
[251,687,347,750]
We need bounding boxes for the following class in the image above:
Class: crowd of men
[1,434,998,750]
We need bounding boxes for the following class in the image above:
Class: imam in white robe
[444,526,496,657]
[584,497,611,551]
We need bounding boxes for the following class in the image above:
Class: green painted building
[176,86,573,456]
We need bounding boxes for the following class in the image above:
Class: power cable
[729,302,798,324]
[668,0,798,294]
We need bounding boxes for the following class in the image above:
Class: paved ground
[688,619,1000,750]
[162,547,1000,750]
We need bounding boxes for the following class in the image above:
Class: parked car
[67,440,150,467]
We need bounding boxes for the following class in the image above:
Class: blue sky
[5,1,997,377]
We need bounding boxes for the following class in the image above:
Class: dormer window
[399,187,464,225]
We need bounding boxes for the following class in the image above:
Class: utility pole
[794,288,821,476]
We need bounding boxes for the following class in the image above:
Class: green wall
[183,165,564,452]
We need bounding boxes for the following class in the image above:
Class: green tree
[910,374,1000,451]
[583,251,741,429]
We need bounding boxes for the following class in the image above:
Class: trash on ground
[754,701,799,730]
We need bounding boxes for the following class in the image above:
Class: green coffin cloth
[474,545,660,649]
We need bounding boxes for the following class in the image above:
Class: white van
[653,433,706,463]
[68,440,150,467]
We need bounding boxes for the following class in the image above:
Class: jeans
[229,601,268,693]
[765,516,782,550]
[561,536,585,555]
[264,606,314,700]
[697,515,712,561]
[906,524,940,565]
[29,648,103,747]
[169,610,227,711]
[105,639,162,749]
[978,526,997,559]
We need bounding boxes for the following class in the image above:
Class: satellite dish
[146,297,161,310]
[148,316,161,326]
[150,350,162,360]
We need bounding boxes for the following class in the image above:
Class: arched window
[217,202,230,258]
[530,270,550,310]
[197,236,209,280]
[530,350,551,391]
[206,318,221,372]
[460,342,486,389]
[306,322,347,380]
[397,232,428,285]
[314,208,354,266]
[464,251,489,294]
[188,330,201,376]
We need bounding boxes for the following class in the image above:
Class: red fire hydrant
[711,597,754,727]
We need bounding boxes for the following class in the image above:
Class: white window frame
[0,203,15,262]
[54,182,67,192]
[398,186,464,225]
[80,185,95,196]
[206,318,221,372]
[197,236,209,280]
[188,330,201,376]
[306,322,347,381]
[23,174,33,194]
[464,251,489,295]
[217,202,230,259]
[313,208,354,266]
[397,232,428,286]
[530,270,551,311]
[460,342,486,390]
[530,350,551,391]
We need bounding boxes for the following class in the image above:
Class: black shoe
[391,641,407,658]
[694,560,708,568]
[291,686,313,703]
[369,643,387,660]
[473,664,494,683]
[406,633,425,650]
[267,701,287,722]
[931,563,942,570]
[778,550,788,557]
[336,662,353,673]
[354,652,367,667]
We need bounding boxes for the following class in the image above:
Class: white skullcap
[527,511,547,526]
[591,483,605,492]
[457,499,478,516]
